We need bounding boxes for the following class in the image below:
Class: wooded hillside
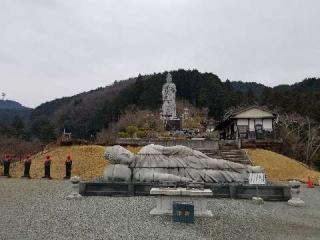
[1,69,320,141]
[0,100,32,124]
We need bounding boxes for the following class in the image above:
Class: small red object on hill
[4,154,10,160]
[307,176,314,188]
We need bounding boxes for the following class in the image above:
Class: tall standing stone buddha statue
[162,73,177,120]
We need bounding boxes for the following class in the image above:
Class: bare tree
[305,117,320,165]
[278,113,320,166]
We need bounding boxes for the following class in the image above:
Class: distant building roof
[217,105,277,129]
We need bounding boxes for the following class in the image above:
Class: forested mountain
[260,78,320,122]
[0,100,27,110]
[28,69,250,138]
[230,81,268,96]
[29,77,137,139]
[2,69,320,140]
[0,100,32,124]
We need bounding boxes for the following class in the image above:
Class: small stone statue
[288,180,305,207]
[64,156,72,179]
[66,176,82,200]
[2,154,11,177]
[22,155,32,178]
[42,156,52,179]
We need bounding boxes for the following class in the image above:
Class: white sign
[249,173,266,185]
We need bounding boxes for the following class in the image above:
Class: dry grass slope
[125,146,142,154]
[246,148,320,183]
[3,145,319,183]
[0,145,107,180]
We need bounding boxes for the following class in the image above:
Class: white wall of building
[237,119,248,125]
[263,119,273,130]
[255,119,262,125]
[249,119,255,131]
[236,118,273,131]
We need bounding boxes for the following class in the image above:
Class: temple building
[216,106,277,140]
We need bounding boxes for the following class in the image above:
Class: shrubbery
[137,130,147,139]
[117,127,147,139]
[126,125,138,137]
[118,131,129,138]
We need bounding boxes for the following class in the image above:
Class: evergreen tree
[11,115,25,137]
[31,118,56,142]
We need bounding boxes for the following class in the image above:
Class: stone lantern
[288,180,305,207]
[66,176,82,200]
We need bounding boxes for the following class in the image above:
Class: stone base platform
[79,182,291,201]
[150,188,213,217]
[288,198,305,207]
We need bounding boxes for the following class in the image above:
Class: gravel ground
[0,179,320,240]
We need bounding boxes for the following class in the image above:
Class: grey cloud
[0,0,319,107]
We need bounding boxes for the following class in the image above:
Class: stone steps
[221,152,244,155]
[221,152,251,165]
[222,156,246,159]
[220,151,243,154]
[219,145,251,165]
[221,154,243,157]
[195,146,252,165]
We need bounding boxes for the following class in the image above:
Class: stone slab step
[221,151,244,154]
[228,158,250,161]
[195,148,216,151]
[221,152,243,155]
[221,150,242,152]
[222,154,243,156]
[221,155,245,159]
[222,155,245,158]
[221,153,243,156]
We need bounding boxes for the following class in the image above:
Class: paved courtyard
[0,179,319,240]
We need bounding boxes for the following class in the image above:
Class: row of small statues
[1,154,73,179]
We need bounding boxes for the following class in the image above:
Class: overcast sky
[1,0,320,108]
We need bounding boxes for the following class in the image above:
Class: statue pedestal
[150,188,213,217]
[165,118,181,131]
